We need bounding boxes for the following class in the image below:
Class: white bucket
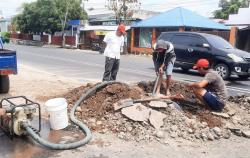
[45,98,68,130]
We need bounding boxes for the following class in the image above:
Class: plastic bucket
[45,98,68,130]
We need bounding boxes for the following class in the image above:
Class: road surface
[5,44,250,96]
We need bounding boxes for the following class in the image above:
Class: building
[0,18,11,33]
[226,6,250,53]
[79,10,157,50]
[130,7,229,54]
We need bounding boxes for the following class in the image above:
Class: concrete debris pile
[228,95,250,110]
[63,81,250,142]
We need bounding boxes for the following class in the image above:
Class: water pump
[0,96,41,139]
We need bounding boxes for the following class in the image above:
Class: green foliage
[214,0,249,19]
[1,32,10,38]
[0,32,10,43]
[13,0,87,34]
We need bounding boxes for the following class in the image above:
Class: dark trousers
[102,57,120,81]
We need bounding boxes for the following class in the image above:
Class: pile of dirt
[61,81,250,142]
[64,83,143,118]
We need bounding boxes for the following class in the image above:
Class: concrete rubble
[62,80,250,143]
[149,110,166,129]
[242,131,250,138]
[121,103,150,122]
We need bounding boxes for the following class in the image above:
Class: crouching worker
[0,108,6,116]
[153,40,176,96]
[188,59,227,111]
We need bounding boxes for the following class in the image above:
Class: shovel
[114,94,185,111]
[152,75,160,96]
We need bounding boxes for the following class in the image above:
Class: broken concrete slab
[121,103,150,122]
[149,101,168,108]
[149,110,166,129]
[211,112,230,118]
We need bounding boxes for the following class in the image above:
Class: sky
[0,0,220,18]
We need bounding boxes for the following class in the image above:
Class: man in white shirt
[102,24,125,81]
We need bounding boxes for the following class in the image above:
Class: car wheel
[181,67,189,72]
[214,63,230,80]
[238,75,249,80]
[0,75,10,93]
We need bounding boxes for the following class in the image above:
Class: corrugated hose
[22,81,127,150]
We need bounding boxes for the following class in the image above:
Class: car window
[206,35,233,49]
[172,35,206,47]
[158,33,171,41]
[172,35,190,46]
[188,36,207,47]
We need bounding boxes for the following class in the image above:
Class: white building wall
[226,6,250,25]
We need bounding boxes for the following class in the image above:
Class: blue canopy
[131,7,229,30]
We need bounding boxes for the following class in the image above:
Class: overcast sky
[0,0,220,18]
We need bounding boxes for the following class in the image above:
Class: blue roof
[131,7,229,30]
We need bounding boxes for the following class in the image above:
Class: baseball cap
[193,59,209,70]
[118,24,126,34]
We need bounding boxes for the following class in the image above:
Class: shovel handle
[133,96,168,103]
[133,94,185,103]
[152,75,160,96]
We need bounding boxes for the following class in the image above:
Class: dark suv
[157,32,250,79]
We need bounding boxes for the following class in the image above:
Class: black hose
[22,81,127,150]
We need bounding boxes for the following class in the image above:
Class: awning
[80,25,131,31]
[131,7,229,30]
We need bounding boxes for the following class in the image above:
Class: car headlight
[227,54,244,62]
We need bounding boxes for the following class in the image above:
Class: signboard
[95,31,108,36]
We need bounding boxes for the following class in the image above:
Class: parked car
[157,32,250,79]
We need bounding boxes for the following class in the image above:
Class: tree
[106,0,140,24]
[214,0,249,19]
[13,0,87,35]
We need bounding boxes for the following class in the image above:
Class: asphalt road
[5,44,250,96]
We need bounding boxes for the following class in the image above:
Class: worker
[188,59,227,111]
[152,40,176,96]
[0,108,6,116]
[102,24,126,81]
